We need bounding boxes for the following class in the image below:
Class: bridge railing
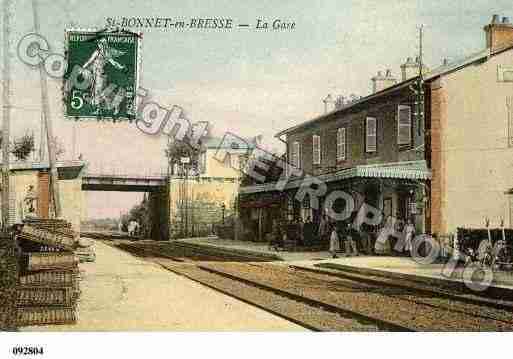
[84,171,169,180]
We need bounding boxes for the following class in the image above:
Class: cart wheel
[497,246,513,269]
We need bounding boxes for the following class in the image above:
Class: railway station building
[238,14,513,242]
[239,70,431,241]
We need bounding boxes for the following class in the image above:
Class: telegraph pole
[416,25,425,136]
[39,114,45,162]
[184,165,189,238]
[2,0,12,231]
[32,0,62,217]
[419,25,424,78]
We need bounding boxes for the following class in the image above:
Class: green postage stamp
[63,29,141,120]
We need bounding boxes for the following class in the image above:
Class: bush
[11,134,35,161]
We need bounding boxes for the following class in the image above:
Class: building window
[199,151,207,174]
[366,117,377,153]
[383,197,393,219]
[301,196,312,221]
[239,155,248,172]
[291,141,301,169]
[287,197,294,221]
[498,65,513,82]
[508,97,513,147]
[509,192,513,228]
[229,153,239,170]
[398,105,412,145]
[337,128,346,160]
[312,135,321,165]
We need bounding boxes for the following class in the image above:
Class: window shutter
[509,194,513,228]
[200,151,207,174]
[398,105,412,145]
[290,142,296,167]
[337,128,346,160]
[508,97,513,148]
[297,142,301,169]
[312,135,321,165]
[8,177,16,226]
[366,117,377,153]
[292,141,301,169]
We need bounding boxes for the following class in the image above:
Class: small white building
[168,136,255,237]
[2,161,86,232]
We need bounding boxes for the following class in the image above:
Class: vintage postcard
[1,0,513,357]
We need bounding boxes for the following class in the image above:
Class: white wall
[441,50,513,232]
[9,170,83,232]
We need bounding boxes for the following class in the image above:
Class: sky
[2,0,513,218]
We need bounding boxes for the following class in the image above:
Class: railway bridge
[82,172,168,192]
[81,171,170,241]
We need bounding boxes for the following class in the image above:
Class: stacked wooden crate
[15,218,80,326]
[0,232,19,331]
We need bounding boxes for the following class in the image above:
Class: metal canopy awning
[331,160,431,181]
[240,160,431,195]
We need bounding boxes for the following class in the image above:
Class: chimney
[400,57,417,81]
[400,56,430,81]
[323,94,335,113]
[371,70,397,93]
[442,58,449,66]
[484,14,513,53]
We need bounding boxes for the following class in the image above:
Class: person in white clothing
[329,225,340,258]
[344,223,359,257]
[128,220,138,237]
[404,219,415,256]
[375,217,394,254]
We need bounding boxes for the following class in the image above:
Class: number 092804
[11,346,44,355]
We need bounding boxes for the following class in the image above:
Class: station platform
[175,237,331,262]
[177,237,513,295]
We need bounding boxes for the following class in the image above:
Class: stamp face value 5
[64,30,140,121]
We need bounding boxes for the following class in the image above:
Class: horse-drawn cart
[456,219,513,270]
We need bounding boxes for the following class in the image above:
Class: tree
[11,133,35,161]
[166,138,201,174]
[165,124,209,176]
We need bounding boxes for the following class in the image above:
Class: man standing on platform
[344,223,359,257]
[329,224,340,258]
[318,214,328,245]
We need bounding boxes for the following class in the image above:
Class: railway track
[107,239,513,331]
[290,264,513,313]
